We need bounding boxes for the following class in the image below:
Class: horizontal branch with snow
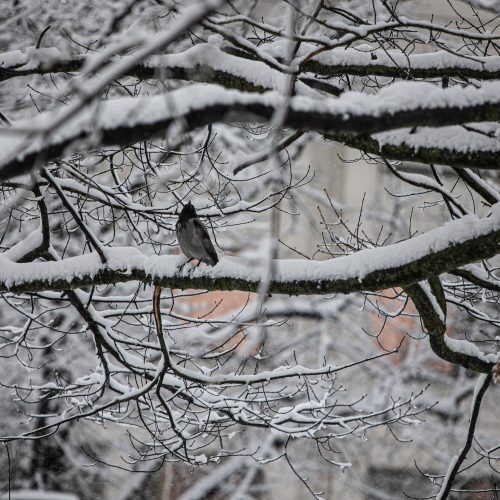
[1,204,498,295]
[302,47,500,80]
[3,43,500,87]
[330,123,500,170]
[0,43,317,96]
[2,80,500,179]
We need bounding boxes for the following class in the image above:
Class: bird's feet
[177,258,194,273]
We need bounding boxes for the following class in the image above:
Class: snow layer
[1,79,500,172]
[144,42,317,96]
[0,202,498,291]
[0,46,64,70]
[444,336,497,363]
[4,41,500,78]
[374,122,500,154]
[296,44,500,73]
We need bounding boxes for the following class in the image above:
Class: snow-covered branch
[406,279,496,373]
[329,123,500,171]
[2,81,500,180]
[1,203,498,303]
[3,43,500,86]
[0,42,317,95]
[1,1,499,494]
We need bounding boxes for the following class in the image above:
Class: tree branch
[435,373,492,499]
[328,130,500,171]
[406,279,494,373]
[42,168,107,264]
[0,44,310,95]
[2,81,500,180]
[302,51,500,80]
[7,42,499,89]
[0,209,498,328]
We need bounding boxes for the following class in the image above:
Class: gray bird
[176,201,218,267]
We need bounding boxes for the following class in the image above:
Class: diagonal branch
[42,168,107,264]
[435,373,492,499]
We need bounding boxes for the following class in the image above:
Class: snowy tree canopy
[0,0,499,498]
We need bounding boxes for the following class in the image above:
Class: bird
[176,201,219,267]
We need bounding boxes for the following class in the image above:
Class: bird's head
[179,201,197,220]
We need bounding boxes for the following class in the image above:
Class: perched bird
[176,201,218,267]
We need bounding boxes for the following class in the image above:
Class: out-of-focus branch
[0,0,225,180]
[16,176,51,263]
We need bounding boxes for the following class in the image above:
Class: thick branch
[303,52,500,80]
[406,280,494,373]
[329,128,500,171]
[0,43,312,94]
[225,44,500,80]
[6,43,499,88]
[1,207,498,301]
[0,53,271,92]
[2,81,500,180]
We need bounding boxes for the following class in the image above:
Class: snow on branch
[0,42,317,96]
[406,278,497,374]
[302,47,500,80]
[264,42,500,80]
[2,80,500,180]
[4,40,500,86]
[1,203,498,299]
[330,123,500,171]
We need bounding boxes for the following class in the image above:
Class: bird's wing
[192,219,218,263]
